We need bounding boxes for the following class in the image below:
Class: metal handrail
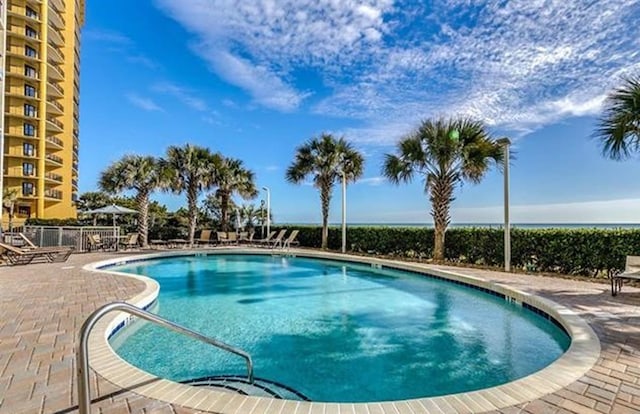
[77,302,254,414]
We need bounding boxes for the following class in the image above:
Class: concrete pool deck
[1,249,639,414]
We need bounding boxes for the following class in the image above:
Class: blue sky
[80,0,640,224]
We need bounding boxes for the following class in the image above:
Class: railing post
[58,227,63,247]
[39,226,44,247]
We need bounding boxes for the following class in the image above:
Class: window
[23,143,35,156]
[24,84,36,97]
[25,26,37,39]
[24,123,36,136]
[22,182,34,196]
[24,65,37,78]
[25,46,37,58]
[18,206,31,216]
[24,104,36,117]
[25,7,38,19]
[22,163,34,176]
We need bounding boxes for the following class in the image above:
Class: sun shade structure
[85,204,138,235]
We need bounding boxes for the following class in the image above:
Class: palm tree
[383,118,503,261]
[2,187,19,233]
[99,155,163,248]
[213,157,258,231]
[162,144,222,246]
[286,133,365,249]
[596,75,640,160]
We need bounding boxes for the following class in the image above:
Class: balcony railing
[48,80,64,95]
[45,172,63,182]
[47,98,64,112]
[44,188,63,200]
[45,153,63,164]
[46,136,64,147]
[47,117,64,129]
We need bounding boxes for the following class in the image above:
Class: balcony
[45,172,63,183]
[46,116,64,132]
[72,178,78,189]
[48,24,64,47]
[47,80,63,97]
[48,59,64,80]
[47,43,64,63]
[50,0,65,13]
[7,6,40,23]
[48,7,64,30]
[46,135,64,149]
[45,153,63,165]
[44,188,63,200]
[47,97,64,115]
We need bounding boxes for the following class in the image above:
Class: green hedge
[274,226,640,277]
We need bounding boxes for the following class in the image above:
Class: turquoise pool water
[109,254,570,402]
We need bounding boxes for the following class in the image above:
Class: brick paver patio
[0,252,638,414]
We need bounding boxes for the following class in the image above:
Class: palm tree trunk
[320,184,331,249]
[136,190,150,248]
[429,174,454,261]
[221,192,229,232]
[187,185,198,247]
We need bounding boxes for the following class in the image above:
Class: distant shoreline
[280,223,640,229]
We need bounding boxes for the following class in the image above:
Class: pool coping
[83,248,601,414]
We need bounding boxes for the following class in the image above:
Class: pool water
[110,254,570,402]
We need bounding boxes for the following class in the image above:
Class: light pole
[260,199,265,238]
[341,171,346,253]
[261,186,270,238]
[497,138,511,272]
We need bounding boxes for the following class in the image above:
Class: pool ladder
[76,301,254,414]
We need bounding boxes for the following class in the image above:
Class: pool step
[182,375,310,401]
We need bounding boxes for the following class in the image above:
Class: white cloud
[126,93,163,112]
[153,82,208,111]
[85,29,132,45]
[127,55,160,70]
[357,176,386,186]
[155,0,640,137]
[265,165,279,172]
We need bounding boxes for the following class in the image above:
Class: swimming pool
[108,253,570,403]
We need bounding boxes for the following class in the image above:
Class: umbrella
[86,204,137,235]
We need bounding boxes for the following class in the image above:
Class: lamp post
[260,199,265,238]
[341,171,346,254]
[497,138,511,272]
[261,186,270,238]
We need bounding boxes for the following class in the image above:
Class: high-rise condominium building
[0,0,84,228]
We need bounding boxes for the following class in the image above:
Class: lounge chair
[254,231,275,246]
[612,255,640,296]
[196,229,212,246]
[268,230,287,248]
[0,242,73,265]
[281,230,299,250]
[119,233,139,250]
[239,231,254,245]
[87,234,105,252]
[216,231,231,245]
[227,232,238,245]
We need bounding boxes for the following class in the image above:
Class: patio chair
[0,242,73,265]
[268,230,287,248]
[87,234,105,252]
[216,231,230,245]
[119,233,139,250]
[254,231,275,246]
[196,229,212,246]
[227,232,238,245]
[280,230,299,250]
[611,255,640,296]
[240,231,255,245]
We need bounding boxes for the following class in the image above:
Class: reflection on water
[111,255,570,402]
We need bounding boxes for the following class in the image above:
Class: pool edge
[83,248,601,414]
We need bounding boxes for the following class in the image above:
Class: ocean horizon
[281,223,640,229]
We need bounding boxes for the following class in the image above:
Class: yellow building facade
[1,0,84,228]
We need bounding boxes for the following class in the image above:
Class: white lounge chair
[612,255,640,296]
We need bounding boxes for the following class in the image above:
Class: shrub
[274,226,640,277]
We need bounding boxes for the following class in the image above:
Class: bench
[612,255,640,296]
